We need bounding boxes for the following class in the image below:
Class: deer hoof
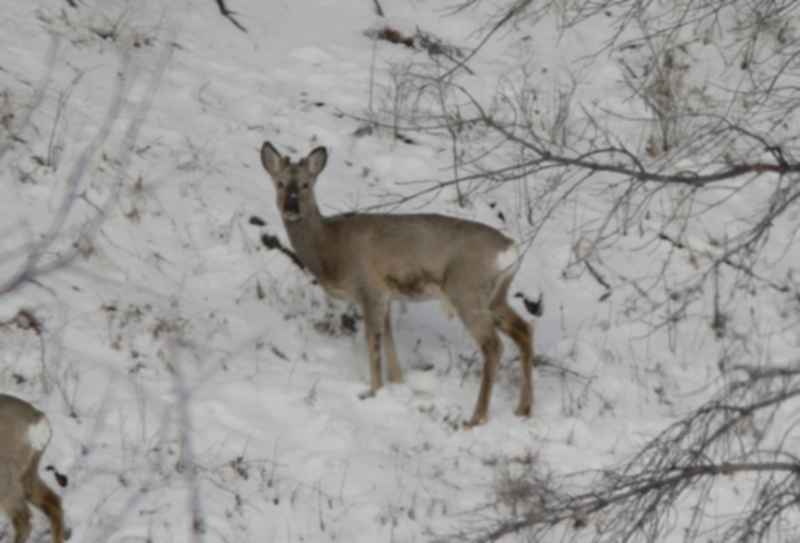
[514,404,532,417]
[463,414,488,429]
[357,389,377,400]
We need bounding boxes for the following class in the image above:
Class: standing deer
[0,394,64,543]
[260,142,535,426]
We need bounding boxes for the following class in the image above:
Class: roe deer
[260,142,534,426]
[0,394,64,543]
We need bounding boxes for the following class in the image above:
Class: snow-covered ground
[1,1,798,542]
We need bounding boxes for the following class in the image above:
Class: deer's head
[260,142,328,223]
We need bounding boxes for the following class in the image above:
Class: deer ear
[305,146,328,177]
[260,141,285,178]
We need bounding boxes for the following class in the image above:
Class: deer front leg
[383,303,403,384]
[357,295,385,400]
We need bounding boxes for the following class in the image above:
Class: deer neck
[284,205,330,279]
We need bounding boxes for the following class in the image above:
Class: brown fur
[0,395,64,543]
[385,270,441,298]
[260,142,535,426]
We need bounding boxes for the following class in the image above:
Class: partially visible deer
[0,394,64,543]
[260,142,535,427]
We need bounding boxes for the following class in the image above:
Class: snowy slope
[1,1,797,542]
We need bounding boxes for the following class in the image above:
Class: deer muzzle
[283,191,300,219]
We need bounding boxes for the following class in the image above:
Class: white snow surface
[0,1,797,542]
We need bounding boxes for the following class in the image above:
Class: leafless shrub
[440,365,800,543]
[619,43,693,157]
[380,0,800,539]
[382,0,800,337]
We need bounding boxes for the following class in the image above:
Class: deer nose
[284,191,300,214]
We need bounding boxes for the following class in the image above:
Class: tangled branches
[372,0,800,350]
[444,364,800,543]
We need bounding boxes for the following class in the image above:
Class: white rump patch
[26,417,51,451]
[496,245,520,272]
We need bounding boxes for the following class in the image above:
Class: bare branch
[214,0,247,32]
[445,366,800,543]
[261,233,306,272]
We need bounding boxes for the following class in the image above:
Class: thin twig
[214,0,247,32]
[261,234,306,272]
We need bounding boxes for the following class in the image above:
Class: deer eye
[277,181,285,189]
[301,183,309,189]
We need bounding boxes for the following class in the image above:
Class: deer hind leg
[492,293,534,418]
[382,303,403,384]
[449,290,502,428]
[28,476,64,543]
[467,324,502,428]
[1,472,31,543]
[358,293,387,399]
[6,496,32,543]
